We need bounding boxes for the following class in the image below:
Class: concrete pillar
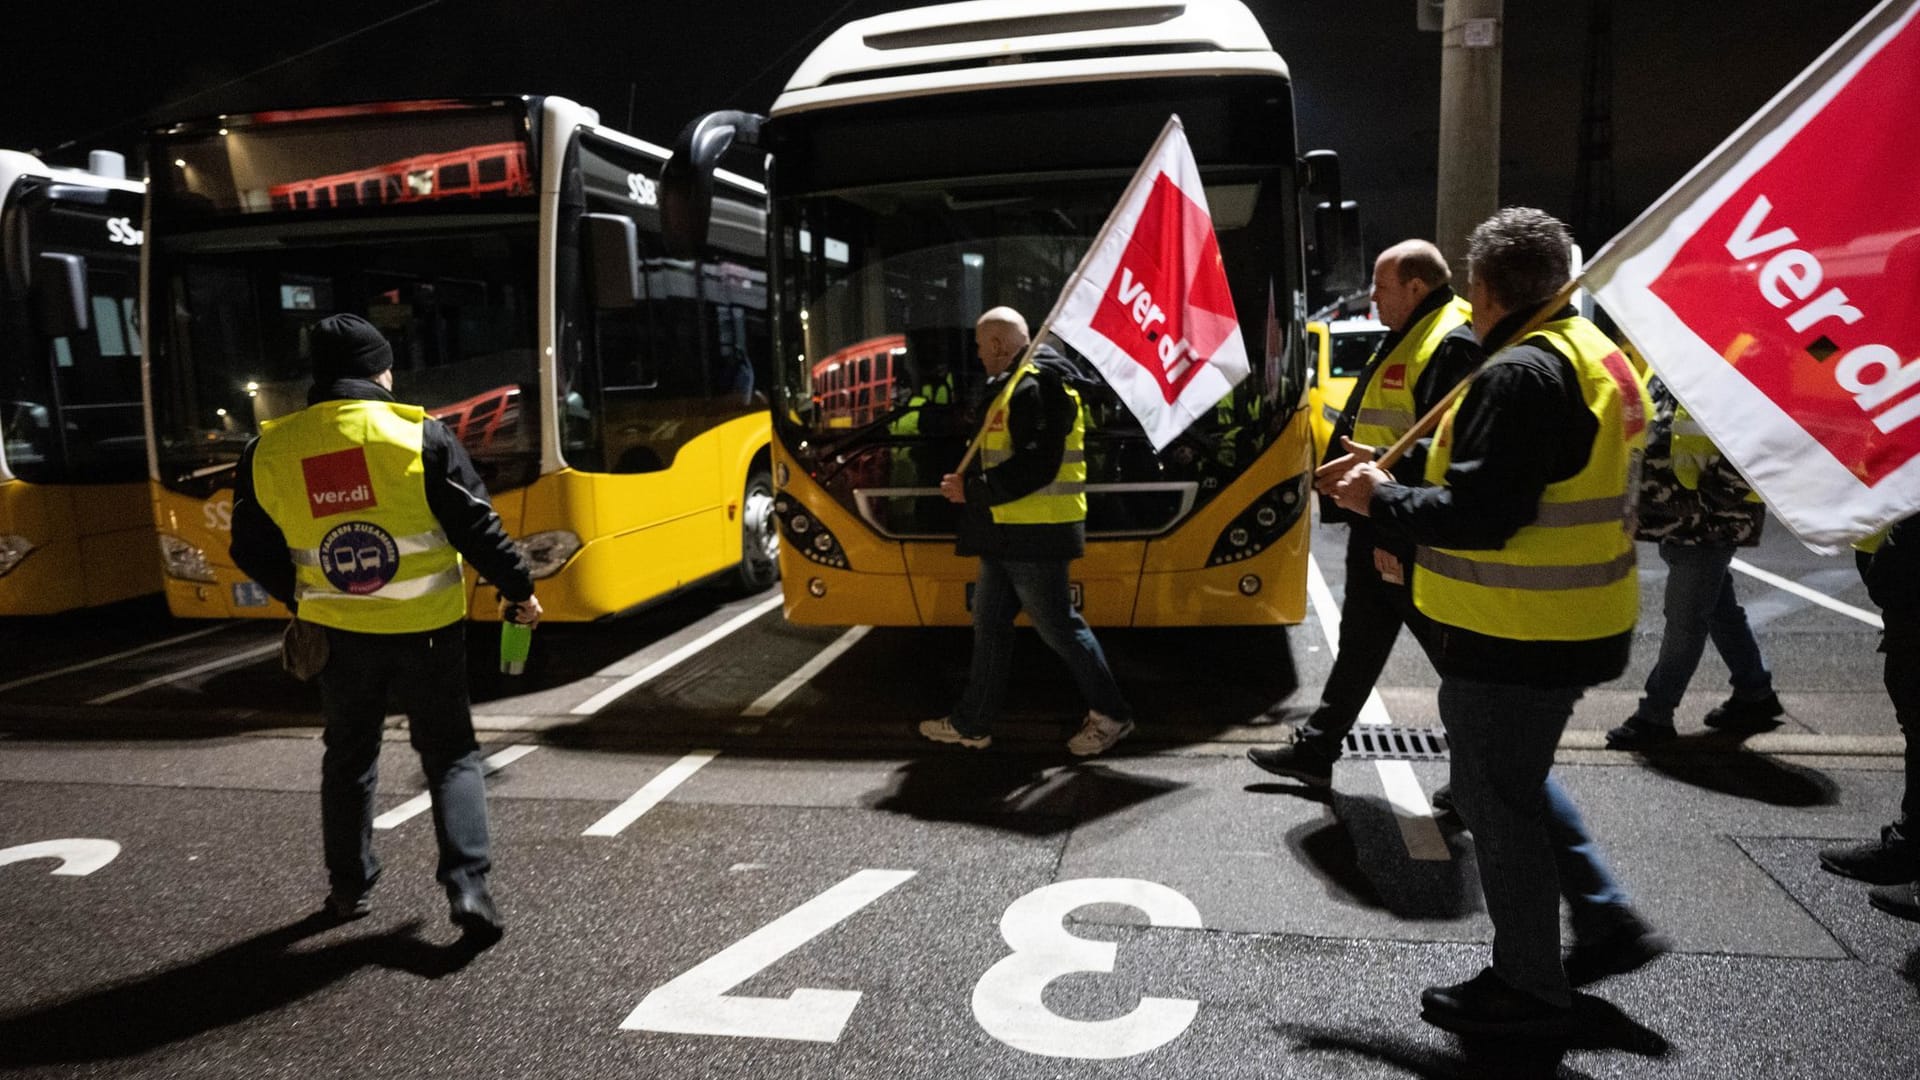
[1436,0,1503,272]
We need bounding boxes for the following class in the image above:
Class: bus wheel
[735,469,780,593]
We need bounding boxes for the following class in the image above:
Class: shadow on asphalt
[0,912,491,1066]
[865,755,1192,836]
[1631,734,1840,807]
[1278,994,1670,1079]
[1278,792,1481,920]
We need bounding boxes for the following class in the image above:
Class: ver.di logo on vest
[319,521,400,595]
[301,447,379,518]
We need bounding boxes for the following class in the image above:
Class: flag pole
[950,116,1188,476]
[1371,277,1583,470]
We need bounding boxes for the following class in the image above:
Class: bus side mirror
[1314,200,1366,297]
[662,110,764,260]
[34,252,90,338]
[585,213,640,309]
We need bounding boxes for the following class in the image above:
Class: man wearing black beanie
[229,311,543,945]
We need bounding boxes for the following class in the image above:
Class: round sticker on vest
[319,521,400,595]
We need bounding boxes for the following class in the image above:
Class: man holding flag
[1326,208,1666,1035]
[917,307,1135,756]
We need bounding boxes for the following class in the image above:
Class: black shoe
[1565,916,1670,986]
[450,888,505,944]
[1247,732,1337,788]
[1605,716,1677,751]
[322,890,372,922]
[1868,880,1920,923]
[1430,784,1456,819]
[1702,691,1785,729]
[1420,968,1570,1037]
[1821,827,1920,885]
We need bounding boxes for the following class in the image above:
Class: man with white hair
[919,307,1134,756]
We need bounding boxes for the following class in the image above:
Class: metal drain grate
[1341,725,1450,761]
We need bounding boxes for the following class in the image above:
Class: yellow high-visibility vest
[253,400,466,633]
[978,363,1087,525]
[1351,295,1473,450]
[1412,315,1651,641]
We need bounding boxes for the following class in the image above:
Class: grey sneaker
[1067,711,1134,757]
[918,717,991,749]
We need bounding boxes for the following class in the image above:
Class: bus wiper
[816,402,918,461]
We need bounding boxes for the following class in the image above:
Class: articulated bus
[0,150,159,614]
[141,97,778,622]
[666,0,1360,626]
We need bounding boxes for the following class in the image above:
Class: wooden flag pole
[1369,278,1583,470]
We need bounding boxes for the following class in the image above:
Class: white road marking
[1305,554,1451,862]
[86,641,282,705]
[741,625,871,718]
[0,838,121,876]
[373,744,540,830]
[570,595,784,716]
[583,750,720,836]
[0,625,231,695]
[1731,557,1883,629]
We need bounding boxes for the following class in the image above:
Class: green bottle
[500,606,533,675]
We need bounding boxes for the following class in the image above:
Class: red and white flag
[1044,116,1248,451]
[1584,0,1920,553]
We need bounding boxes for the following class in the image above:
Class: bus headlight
[1208,472,1311,567]
[773,496,848,569]
[514,531,582,580]
[158,534,217,582]
[0,535,35,577]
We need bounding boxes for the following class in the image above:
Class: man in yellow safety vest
[230,313,542,944]
[1247,239,1477,787]
[1324,209,1667,1036]
[918,307,1133,756]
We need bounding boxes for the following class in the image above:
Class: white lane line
[1731,557,1883,629]
[0,625,232,696]
[741,625,872,718]
[374,744,539,830]
[86,641,282,705]
[570,595,784,716]
[1306,554,1451,862]
[583,751,720,836]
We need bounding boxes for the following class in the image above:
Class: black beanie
[310,313,394,382]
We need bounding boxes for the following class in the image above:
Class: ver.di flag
[1043,116,1248,451]
[1583,0,1920,553]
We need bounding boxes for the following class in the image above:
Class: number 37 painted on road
[623,871,1201,1060]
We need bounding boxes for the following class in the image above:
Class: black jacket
[229,378,535,611]
[954,346,1086,561]
[1370,304,1632,688]
[1860,514,1920,650]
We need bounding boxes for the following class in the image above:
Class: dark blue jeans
[951,556,1131,737]
[1440,677,1637,1006]
[1636,543,1773,724]
[317,622,491,899]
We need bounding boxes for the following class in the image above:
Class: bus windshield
[0,180,146,485]
[147,225,541,496]
[770,80,1301,537]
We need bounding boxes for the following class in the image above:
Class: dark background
[1,1,1883,256]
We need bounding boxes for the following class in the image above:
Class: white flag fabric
[1583,0,1920,553]
[1045,116,1249,452]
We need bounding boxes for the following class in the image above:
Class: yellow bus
[664,0,1362,627]
[0,150,159,614]
[141,97,776,621]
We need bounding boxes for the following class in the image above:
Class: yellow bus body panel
[773,410,1312,628]
[0,479,160,614]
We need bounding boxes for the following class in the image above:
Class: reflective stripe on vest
[1351,295,1473,450]
[978,363,1087,525]
[1412,315,1651,642]
[252,399,467,633]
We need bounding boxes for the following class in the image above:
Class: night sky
[2,0,1884,253]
